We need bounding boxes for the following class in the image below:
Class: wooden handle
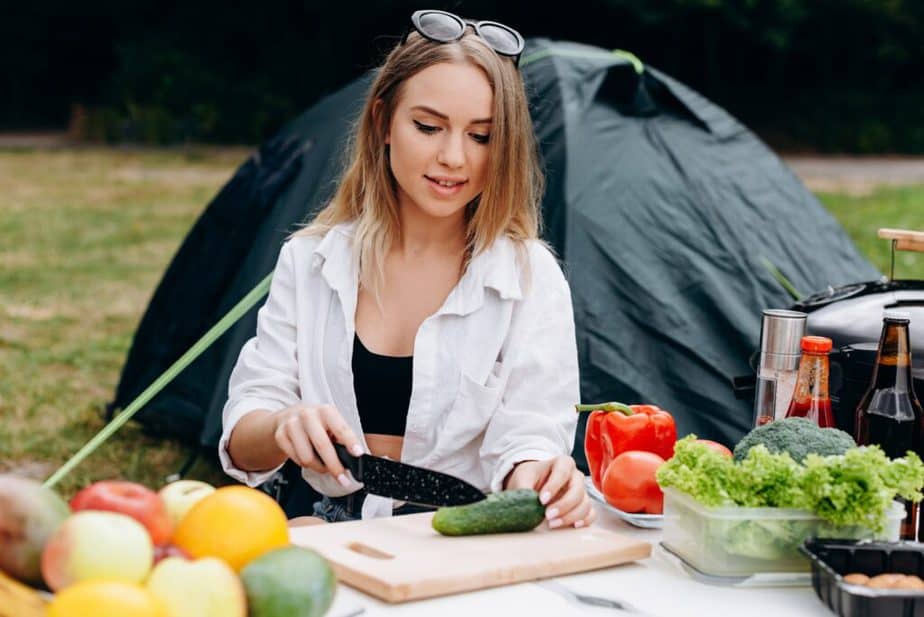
[0,571,47,617]
[879,228,924,253]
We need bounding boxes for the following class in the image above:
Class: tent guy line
[43,274,274,488]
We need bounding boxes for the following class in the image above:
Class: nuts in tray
[843,572,924,590]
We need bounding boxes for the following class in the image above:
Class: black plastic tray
[801,538,924,617]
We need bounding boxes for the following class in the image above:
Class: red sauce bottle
[785,336,835,428]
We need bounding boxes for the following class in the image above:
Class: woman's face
[385,62,493,225]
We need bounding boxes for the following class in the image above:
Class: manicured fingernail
[549,518,563,529]
[540,491,552,504]
[350,444,363,456]
[546,508,560,520]
[337,473,350,487]
[574,520,585,528]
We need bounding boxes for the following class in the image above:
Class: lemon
[48,580,167,617]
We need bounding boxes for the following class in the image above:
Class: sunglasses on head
[401,10,525,68]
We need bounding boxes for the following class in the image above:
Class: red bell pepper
[576,402,677,490]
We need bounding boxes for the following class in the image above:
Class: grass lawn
[816,186,924,281]
[0,147,250,496]
[0,147,921,499]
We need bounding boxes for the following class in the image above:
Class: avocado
[432,489,546,536]
[240,546,335,617]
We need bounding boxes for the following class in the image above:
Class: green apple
[41,510,153,591]
[147,556,246,617]
[158,481,215,528]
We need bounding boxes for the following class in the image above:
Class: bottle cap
[884,309,911,322]
[801,335,832,353]
[759,309,807,355]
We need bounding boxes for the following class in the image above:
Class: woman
[220,10,593,528]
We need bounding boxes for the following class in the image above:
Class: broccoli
[733,417,855,463]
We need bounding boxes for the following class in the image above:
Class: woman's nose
[436,132,465,169]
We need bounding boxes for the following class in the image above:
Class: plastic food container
[661,488,903,577]
[802,539,924,617]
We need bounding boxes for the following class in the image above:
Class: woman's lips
[425,176,467,197]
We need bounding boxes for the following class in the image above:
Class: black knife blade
[333,444,486,507]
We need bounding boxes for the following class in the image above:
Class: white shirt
[219,222,580,518]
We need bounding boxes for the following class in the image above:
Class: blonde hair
[294,28,544,298]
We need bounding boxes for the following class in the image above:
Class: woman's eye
[413,120,439,134]
[471,133,490,145]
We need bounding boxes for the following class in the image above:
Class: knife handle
[333,443,361,480]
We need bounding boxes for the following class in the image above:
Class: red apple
[69,481,172,545]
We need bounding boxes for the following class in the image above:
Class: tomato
[694,440,733,457]
[601,450,665,514]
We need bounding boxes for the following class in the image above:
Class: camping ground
[0,146,922,497]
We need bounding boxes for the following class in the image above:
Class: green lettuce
[656,436,924,560]
[801,447,924,533]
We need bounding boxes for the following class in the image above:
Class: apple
[147,556,246,617]
[158,480,215,528]
[41,510,153,591]
[0,474,71,587]
[70,480,172,545]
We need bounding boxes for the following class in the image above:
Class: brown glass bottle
[854,311,924,540]
[785,336,835,428]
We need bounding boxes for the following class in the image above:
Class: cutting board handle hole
[347,542,395,560]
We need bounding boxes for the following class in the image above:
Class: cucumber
[431,489,546,536]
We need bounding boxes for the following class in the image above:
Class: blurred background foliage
[3,0,923,151]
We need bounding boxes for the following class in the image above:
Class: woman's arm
[219,241,301,486]
[229,405,364,487]
[219,239,364,495]
[480,243,590,527]
[227,409,286,472]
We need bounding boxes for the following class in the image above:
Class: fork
[534,580,656,615]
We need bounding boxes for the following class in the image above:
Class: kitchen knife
[333,444,486,507]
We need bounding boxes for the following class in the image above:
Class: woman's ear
[372,99,390,145]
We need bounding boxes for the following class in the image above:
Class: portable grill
[793,229,924,433]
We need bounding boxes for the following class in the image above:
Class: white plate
[584,476,664,528]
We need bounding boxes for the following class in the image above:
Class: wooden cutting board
[289,512,651,603]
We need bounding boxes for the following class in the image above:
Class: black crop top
[352,334,412,436]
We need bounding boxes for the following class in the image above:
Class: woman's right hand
[273,404,364,488]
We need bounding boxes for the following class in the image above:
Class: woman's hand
[273,404,364,487]
[504,456,596,529]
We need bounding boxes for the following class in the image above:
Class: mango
[0,475,71,587]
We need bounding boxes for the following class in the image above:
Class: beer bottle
[785,336,835,428]
[854,310,923,540]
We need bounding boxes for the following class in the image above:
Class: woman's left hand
[504,456,596,529]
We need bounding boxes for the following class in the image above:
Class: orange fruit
[172,486,289,571]
[48,580,167,617]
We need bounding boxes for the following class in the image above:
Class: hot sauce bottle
[854,310,923,540]
[785,336,835,428]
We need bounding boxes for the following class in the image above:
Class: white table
[321,502,831,617]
